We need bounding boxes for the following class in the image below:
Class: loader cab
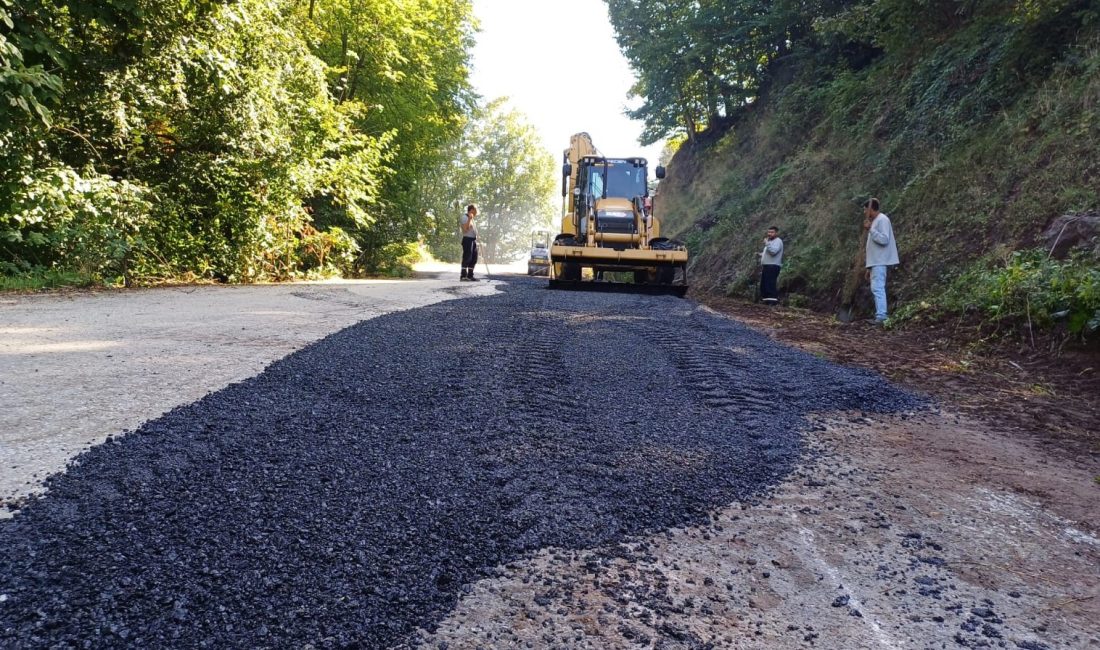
[569,157,650,242]
[580,157,649,202]
[550,132,688,294]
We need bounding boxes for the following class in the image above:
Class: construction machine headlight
[598,211,632,219]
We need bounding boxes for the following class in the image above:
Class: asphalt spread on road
[0,279,922,647]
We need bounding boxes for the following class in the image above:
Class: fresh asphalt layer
[0,278,922,647]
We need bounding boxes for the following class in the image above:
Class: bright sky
[469,0,665,176]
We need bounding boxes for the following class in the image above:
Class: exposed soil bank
[699,295,1100,462]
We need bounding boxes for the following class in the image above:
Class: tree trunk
[337,30,350,102]
[346,56,365,102]
[723,93,737,117]
[704,69,719,124]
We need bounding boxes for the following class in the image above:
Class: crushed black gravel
[0,278,923,647]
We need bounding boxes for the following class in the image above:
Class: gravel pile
[0,279,922,647]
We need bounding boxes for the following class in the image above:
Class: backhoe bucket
[549,241,689,297]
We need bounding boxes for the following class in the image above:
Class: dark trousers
[760,264,780,302]
[461,237,478,274]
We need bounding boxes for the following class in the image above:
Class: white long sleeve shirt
[761,237,784,266]
[865,214,899,267]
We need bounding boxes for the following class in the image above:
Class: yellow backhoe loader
[549,133,688,295]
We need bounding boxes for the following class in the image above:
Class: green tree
[423,99,556,263]
[605,0,860,143]
[2,0,385,281]
[2,0,478,284]
[295,0,477,272]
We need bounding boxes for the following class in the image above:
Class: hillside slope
[658,16,1099,326]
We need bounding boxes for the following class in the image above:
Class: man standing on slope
[460,203,479,281]
[863,198,900,323]
[759,226,784,305]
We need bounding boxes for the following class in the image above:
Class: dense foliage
[298,0,478,274]
[898,250,1100,338]
[0,0,482,284]
[607,0,854,144]
[611,0,1100,340]
[608,0,1099,144]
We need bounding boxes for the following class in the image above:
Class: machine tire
[677,263,688,285]
[655,266,675,284]
[555,235,583,281]
[562,262,582,282]
[633,270,652,284]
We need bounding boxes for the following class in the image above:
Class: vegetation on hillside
[607,0,1100,340]
[1,0,555,287]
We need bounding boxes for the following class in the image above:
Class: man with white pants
[863,198,899,323]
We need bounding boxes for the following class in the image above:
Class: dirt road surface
[1,276,1097,648]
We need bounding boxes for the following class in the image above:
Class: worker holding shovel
[863,198,900,323]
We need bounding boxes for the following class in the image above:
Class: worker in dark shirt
[759,226,784,305]
[460,203,479,281]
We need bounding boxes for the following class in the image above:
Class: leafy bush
[1,167,151,282]
[902,250,1100,339]
[297,226,359,278]
[370,242,422,278]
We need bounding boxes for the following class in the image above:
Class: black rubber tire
[655,266,675,284]
[678,264,688,286]
[633,270,651,284]
[555,236,582,281]
[562,262,582,282]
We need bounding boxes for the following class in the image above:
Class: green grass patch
[0,268,97,292]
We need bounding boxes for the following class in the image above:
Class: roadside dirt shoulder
[699,295,1100,462]
[419,409,1100,649]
